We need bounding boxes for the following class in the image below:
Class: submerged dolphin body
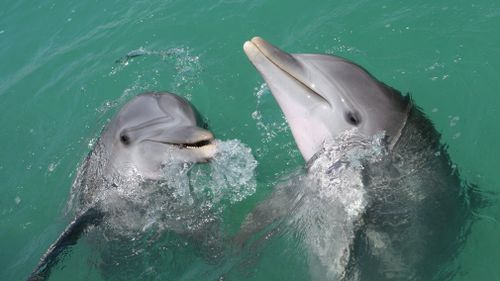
[242,37,470,280]
[28,92,216,281]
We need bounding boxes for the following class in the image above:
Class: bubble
[449,116,460,127]
[251,110,261,120]
[254,83,268,100]
[48,162,59,173]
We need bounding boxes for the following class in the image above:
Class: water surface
[1,0,499,280]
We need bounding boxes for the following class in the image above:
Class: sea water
[1,0,499,280]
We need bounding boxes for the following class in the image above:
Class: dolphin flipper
[27,207,104,281]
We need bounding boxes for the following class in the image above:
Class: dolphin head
[101,92,216,179]
[244,37,410,161]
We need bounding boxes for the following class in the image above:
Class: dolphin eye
[345,111,361,126]
[120,134,131,145]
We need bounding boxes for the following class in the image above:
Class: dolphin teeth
[182,139,213,149]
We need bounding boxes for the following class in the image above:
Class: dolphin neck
[391,105,442,156]
[388,95,412,151]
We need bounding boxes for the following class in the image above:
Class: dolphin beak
[244,37,301,77]
[174,127,217,161]
[243,37,305,85]
[243,37,330,105]
[244,37,335,161]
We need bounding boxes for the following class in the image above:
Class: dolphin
[242,37,471,280]
[27,92,216,281]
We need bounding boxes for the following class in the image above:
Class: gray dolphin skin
[243,37,470,280]
[244,37,409,162]
[27,92,216,281]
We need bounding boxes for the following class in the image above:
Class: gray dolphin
[28,92,216,281]
[242,37,471,280]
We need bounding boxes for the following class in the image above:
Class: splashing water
[297,130,387,279]
[251,83,294,157]
[245,130,389,280]
[189,140,258,205]
[94,46,204,142]
[76,140,257,280]
[71,139,257,238]
[251,83,291,144]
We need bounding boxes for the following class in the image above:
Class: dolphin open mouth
[138,124,216,151]
[149,136,215,150]
[179,137,217,161]
[141,126,217,161]
[147,136,217,162]
[177,138,214,149]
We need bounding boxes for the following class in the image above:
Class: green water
[1,0,499,280]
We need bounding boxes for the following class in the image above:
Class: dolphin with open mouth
[27,92,217,281]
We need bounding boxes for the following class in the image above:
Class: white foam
[72,139,257,238]
[289,130,387,279]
